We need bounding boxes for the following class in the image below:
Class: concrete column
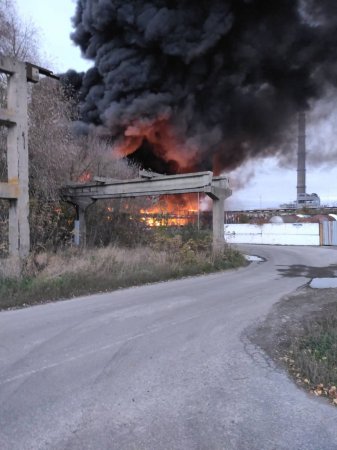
[6,61,29,258]
[211,176,231,252]
[212,196,225,251]
[77,206,87,247]
[74,200,94,247]
[73,220,80,246]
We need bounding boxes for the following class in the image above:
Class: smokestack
[297,112,306,199]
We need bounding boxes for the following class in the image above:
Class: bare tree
[28,77,149,250]
[0,0,40,63]
[0,1,149,252]
[0,0,40,187]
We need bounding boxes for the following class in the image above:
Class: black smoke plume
[70,0,337,174]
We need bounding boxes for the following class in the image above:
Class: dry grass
[0,256,21,278]
[0,243,245,310]
[26,246,180,279]
[282,302,337,406]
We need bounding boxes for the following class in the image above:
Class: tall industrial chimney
[297,111,306,199]
[295,111,320,208]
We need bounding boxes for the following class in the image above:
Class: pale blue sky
[16,0,90,72]
[16,0,337,209]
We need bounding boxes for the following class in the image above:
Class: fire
[140,193,200,227]
[76,118,214,227]
[113,117,200,173]
[109,116,214,226]
[78,171,92,183]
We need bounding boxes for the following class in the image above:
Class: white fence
[224,223,320,246]
[322,221,337,246]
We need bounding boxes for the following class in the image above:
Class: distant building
[296,192,320,208]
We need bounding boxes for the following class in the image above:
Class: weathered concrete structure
[0,57,56,258]
[61,171,232,250]
[0,57,32,258]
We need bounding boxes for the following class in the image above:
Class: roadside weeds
[281,302,337,406]
[0,243,246,310]
[250,286,337,407]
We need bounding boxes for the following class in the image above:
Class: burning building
[65,1,337,183]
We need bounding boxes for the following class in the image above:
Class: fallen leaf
[329,387,337,397]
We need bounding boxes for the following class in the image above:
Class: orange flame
[78,171,92,183]
[113,117,200,173]
[140,193,200,227]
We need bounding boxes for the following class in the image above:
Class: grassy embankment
[0,232,245,310]
[282,302,337,406]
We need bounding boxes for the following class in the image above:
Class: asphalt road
[1,245,337,450]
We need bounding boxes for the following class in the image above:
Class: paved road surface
[1,245,337,450]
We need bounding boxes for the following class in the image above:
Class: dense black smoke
[60,69,84,99]
[70,0,337,173]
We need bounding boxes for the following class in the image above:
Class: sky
[16,0,91,73]
[16,0,337,210]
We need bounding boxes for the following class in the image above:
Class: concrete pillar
[211,176,231,252]
[6,60,29,258]
[73,199,94,247]
[75,206,87,247]
[73,220,80,246]
[212,196,225,251]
